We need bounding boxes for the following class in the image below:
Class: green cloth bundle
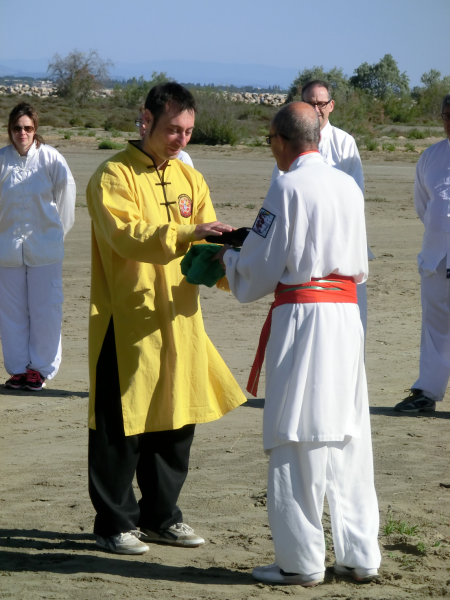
[181,244,225,287]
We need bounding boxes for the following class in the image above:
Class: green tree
[115,71,172,108]
[349,54,409,99]
[420,69,442,88]
[287,66,348,102]
[48,50,113,106]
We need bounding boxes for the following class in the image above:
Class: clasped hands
[194,221,233,266]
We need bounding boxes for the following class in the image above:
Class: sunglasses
[12,125,35,133]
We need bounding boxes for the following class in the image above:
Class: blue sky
[0,0,449,87]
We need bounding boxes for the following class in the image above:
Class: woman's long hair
[8,102,45,149]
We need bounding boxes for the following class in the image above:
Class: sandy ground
[0,138,449,600]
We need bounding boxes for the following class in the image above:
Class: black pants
[88,319,195,537]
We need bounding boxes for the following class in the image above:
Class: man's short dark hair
[301,79,332,101]
[441,93,450,113]
[144,82,197,133]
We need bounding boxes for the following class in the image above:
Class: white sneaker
[140,523,204,547]
[333,562,379,582]
[252,563,324,587]
[96,530,149,554]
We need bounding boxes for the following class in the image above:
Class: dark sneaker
[140,523,204,547]
[333,563,379,582]
[96,530,149,555]
[4,373,27,389]
[24,369,46,391]
[394,389,436,413]
[252,563,324,586]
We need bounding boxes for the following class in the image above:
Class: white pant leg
[413,262,450,401]
[357,282,367,338]
[267,413,380,574]
[267,442,327,576]
[0,265,31,375]
[26,262,63,379]
[326,408,381,569]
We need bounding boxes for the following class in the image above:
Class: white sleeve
[270,164,284,185]
[342,137,364,194]
[52,154,76,237]
[178,151,194,168]
[413,155,428,223]
[224,183,303,303]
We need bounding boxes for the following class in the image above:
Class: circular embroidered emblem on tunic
[178,194,192,218]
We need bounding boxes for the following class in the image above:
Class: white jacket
[414,138,450,275]
[225,153,368,445]
[0,142,76,267]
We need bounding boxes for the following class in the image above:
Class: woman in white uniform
[0,102,76,391]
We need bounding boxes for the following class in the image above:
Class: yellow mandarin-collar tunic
[87,142,245,435]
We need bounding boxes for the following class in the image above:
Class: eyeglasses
[135,119,143,127]
[266,133,290,145]
[305,100,332,110]
[12,125,35,133]
[441,113,450,122]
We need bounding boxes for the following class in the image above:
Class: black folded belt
[205,227,251,247]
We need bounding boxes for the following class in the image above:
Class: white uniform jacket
[225,153,369,448]
[271,122,375,260]
[177,150,194,167]
[0,142,76,267]
[414,138,450,275]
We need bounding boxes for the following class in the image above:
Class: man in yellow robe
[86,82,246,555]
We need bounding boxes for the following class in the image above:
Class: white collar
[288,152,323,172]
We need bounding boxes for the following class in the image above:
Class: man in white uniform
[216,102,380,586]
[271,80,374,335]
[395,93,450,412]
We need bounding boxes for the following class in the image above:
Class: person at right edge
[395,93,450,413]
[86,82,245,555]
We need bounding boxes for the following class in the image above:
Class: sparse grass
[98,140,125,150]
[383,513,419,536]
[63,132,72,140]
[87,131,96,137]
[382,142,396,152]
[404,142,416,152]
[245,203,255,209]
[366,197,387,202]
[416,541,427,555]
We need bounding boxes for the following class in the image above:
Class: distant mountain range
[0,58,299,89]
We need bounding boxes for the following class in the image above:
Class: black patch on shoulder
[252,208,276,238]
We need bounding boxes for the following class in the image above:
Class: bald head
[271,102,320,153]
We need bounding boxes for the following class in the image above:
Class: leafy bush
[63,132,72,140]
[87,131,96,137]
[407,128,427,139]
[69,116,84,126]
[39,114,71,128]
[98,140,125,150]
[104,115,135,132]
[404,142,416,152]
[365,138,379,151]
[382,142,396,152]
[85,120,101,128]
[190,92,241,145]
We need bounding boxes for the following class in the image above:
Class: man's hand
[212,244,232,266]
[194,221,234,241]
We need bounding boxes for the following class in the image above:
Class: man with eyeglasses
[216,102,380,586]
[271,79,373,337]
[394,93,450,413]
[136,104,194,166]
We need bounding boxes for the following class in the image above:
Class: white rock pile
[228,92,287,106]
[0,82,57,96]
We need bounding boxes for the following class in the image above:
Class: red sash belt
[246,275,357,397]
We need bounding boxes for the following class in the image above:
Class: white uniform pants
[0,263,63,379]
[413,260,450,401]
[357,281,367,338]
[267,411,381,575]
